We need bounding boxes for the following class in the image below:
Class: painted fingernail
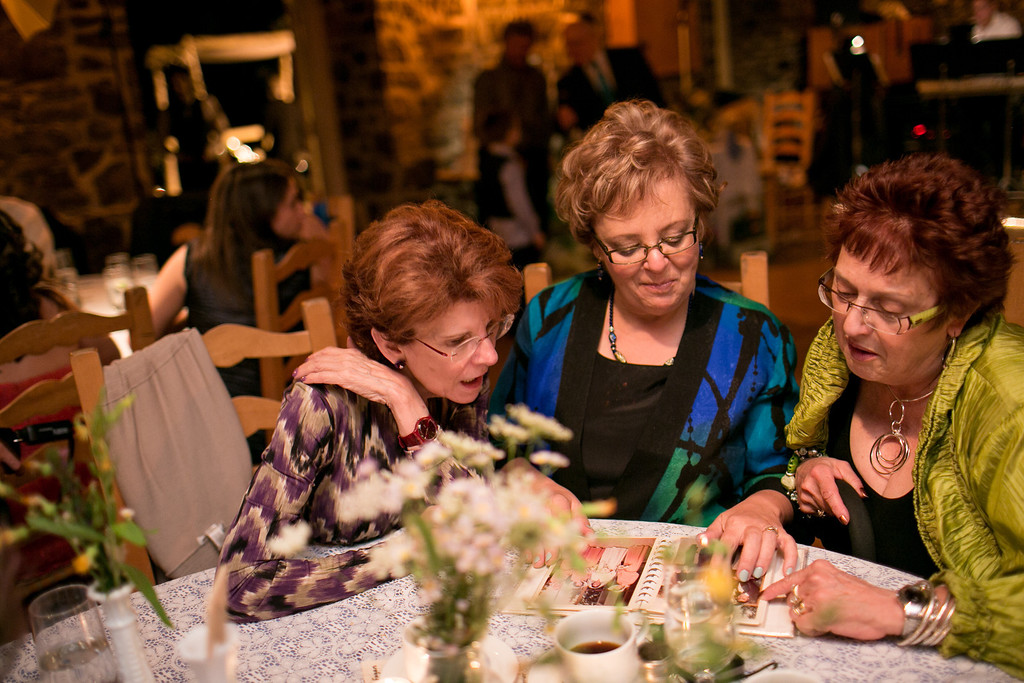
[786,567,794,576]
[753,566,765,579]
[738,569,750,582]
[840,515,849,525]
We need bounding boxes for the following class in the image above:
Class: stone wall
[0,0,148,272]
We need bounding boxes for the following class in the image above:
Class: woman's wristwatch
[398,416,438,450]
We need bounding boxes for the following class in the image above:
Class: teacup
[554,609,639,682]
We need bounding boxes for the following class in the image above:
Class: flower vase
[87,583,156,683]
[403,618,486,683]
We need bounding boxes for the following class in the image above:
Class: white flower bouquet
[339,406,589,649]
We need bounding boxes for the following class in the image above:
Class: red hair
[342,200,521,361]
[824,153,1011,322]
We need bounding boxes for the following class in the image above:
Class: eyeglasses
[415,313,515,362]
[817,269,941,335]
[595,221,699,265]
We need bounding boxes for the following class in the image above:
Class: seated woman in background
[491,100,801,580]
[148,158,329,399]
[0,209,118,470]
[218,201,525,621]
[762,154,1024,678]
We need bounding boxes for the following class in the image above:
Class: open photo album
[504,535,808,638]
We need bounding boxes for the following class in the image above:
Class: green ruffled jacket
[787,314,1024,678]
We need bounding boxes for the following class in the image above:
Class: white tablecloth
[1,520,1014,682]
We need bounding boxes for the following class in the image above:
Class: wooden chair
[523,262,553,304]
[68,298,337,578]
[760,90,819,253]
[0,286,156,594]
[252,239,345,400]
[718,250,771,308]
[1004,220,1024,326]
[74,297,337,443]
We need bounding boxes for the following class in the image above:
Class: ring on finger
[815,509,826,518]
[763,525,779,534]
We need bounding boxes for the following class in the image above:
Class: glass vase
[402,617,486,683]
[662,542,737,682]
[87,583,156,683]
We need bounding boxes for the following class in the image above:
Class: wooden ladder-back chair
[718,250,771,308]
[761,90,819,253]
[74,297,338,444]
[69,298,337,579]
[0,286,156,594]
[204,297,338,436]
[523,262,553,304]
[252,240,345,400]
[1003,220,1024,326]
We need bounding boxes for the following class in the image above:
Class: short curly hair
[824,153,1011,323]
[1,209,46,338]
[342,200,522,363]
[555,99,721,250]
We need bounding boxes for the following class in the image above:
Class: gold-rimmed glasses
[414,313,515,362]
[817,268,941,335]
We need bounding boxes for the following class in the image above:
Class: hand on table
[293,344,429,435]
[761,559,904,641]
[795,457,866,524]
[702,490,798,581]
[503,458,593,568]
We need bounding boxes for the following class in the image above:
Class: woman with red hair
[762,154,1024,678]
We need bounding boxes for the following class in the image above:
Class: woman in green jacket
[761,153,1024,678]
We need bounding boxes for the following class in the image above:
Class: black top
[815,381,938,578]
[579,354,671,501]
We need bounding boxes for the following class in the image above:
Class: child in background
[476,111,545,270]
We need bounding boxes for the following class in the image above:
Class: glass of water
[663,538,737,681]
[28,584,117,683]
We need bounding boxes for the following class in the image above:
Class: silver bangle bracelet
[898,582,956,648]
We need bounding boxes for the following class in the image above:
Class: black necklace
[607,288,675,366]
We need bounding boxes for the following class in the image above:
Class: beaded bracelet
[780,447,825,503]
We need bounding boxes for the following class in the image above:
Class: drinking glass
[102,262,132,311]
[130,253,159,289]
[28,584,117,683]
[662,540,736,682]
[54,248,80,306]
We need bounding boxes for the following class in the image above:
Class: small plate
[381,636,519,683]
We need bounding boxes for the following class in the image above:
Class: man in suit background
[556,13,664,136]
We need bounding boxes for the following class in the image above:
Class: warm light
[225,136,242,152]
[912,124,928,138]
[295,159,309,173]
[850,35,866,55]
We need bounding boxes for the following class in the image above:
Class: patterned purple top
[218,380,488,622]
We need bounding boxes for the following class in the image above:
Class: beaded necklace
[607,287,676,366]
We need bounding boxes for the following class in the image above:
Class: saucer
[381,636,518,683]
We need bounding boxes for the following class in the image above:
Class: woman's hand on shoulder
[760,559,904,641]
[293,345,428,431]
[795,457,866,525]
[703,490,798,580]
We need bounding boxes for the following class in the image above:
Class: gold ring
[791,584,801,600]
[763,525,779,534]
[816,509,826,518]
[791,599,807,616]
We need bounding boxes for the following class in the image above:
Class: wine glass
[662,539,737,681]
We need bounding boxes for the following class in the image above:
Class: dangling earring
[699,243,705,260]
[395,359,407,370]
[597,260,606,281]
[943,335,957,370]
